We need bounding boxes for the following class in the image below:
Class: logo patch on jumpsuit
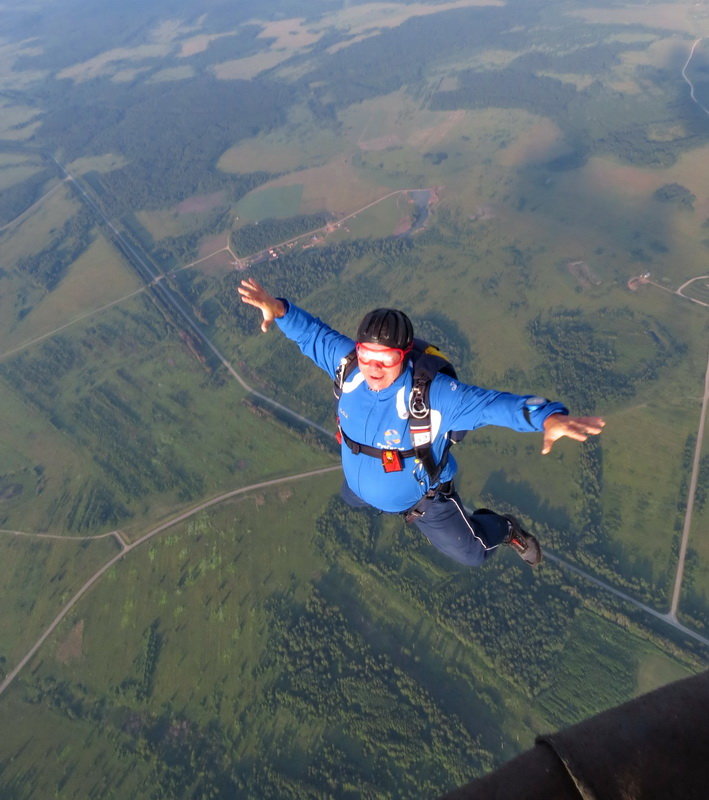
[384,429,401,446]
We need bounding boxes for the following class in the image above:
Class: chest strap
[338,425,416,459]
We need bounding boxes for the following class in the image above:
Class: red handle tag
[382,450,403,472]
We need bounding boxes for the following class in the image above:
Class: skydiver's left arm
[434,378,604,454]
[540,412,605,454]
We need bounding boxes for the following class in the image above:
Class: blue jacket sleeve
[275,300,355,379]
[432,375,568,433]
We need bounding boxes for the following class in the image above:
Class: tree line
[16,207,94,291]
[0,166,54,227]
[231,213,332,257]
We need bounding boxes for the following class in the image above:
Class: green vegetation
[654,183,696,209]
[527,307,683,413]
[235,185,304,223]
[232,213,331,256]
[16,208,95,291]
[0,295,332,535]
[432,69,706,167]
[0,533,119,670]
[1,0,708,796]
[0,167,53,226]
[1,484,702,799]
[38,77,290,211]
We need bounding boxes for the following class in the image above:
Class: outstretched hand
[542,413,605,455]
[237,278,285,333]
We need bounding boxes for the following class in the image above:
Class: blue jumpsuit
[276,302,568,566]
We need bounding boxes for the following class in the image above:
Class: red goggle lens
[356,343,411,368]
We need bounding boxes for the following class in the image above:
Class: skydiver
[238,278,605,568]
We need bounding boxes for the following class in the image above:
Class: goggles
[356,342,411,368]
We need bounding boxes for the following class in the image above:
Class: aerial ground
[0,0,708,796]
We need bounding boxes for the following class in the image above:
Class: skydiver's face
[356,342,407,391]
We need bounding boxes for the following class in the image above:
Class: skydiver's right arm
[238,278,286,332]
[237,278,353,378]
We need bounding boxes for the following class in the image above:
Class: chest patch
[383,429,401,445]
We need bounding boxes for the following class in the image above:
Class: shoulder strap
[408,349,440,481]
[333,339,466,485]
[333,349,357,400]
[407,342,465,483]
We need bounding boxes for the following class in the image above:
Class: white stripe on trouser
[448,494,501,551]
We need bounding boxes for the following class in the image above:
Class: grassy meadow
[0,289,335,538]
[0,472,701,798]
[0,532,119,667]
[0,234,143,354]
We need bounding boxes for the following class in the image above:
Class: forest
[654,183,697,209]
[220,237,416,332]
[432,68,707,168]
[33,77,291,209]
[231,213,332,256]
[527,308,682,413]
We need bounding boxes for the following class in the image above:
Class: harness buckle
[409,393,428,419]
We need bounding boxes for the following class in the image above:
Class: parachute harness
[334,340,466,485]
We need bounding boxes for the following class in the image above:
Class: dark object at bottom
[439,668,709,800]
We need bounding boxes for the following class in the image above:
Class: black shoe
[502,514,542,567]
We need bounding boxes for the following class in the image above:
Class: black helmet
[356,308,413,350]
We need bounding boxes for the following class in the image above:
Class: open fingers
[572,416,606,433]
[542,415,606,454]
[237,278,269,308]
[237,277,261,298]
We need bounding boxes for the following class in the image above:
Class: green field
[1,0,708,796]
[0,233,143,354]
[0,532,119,666]
[0,292,335,537]
[0,479,701,798]
[235,184,305,223]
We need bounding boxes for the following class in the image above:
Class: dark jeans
[340,482,509,567]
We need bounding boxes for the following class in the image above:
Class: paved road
[669,347,709,619]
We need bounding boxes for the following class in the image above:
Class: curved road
[0,465,341,698]
[682,38,709,117]
[3,458,707,701]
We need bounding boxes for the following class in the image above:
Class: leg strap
[403,481,453,523]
